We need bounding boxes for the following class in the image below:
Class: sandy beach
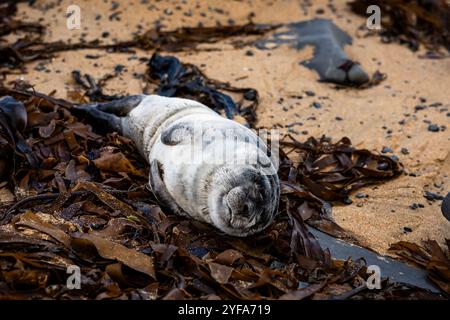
[3,0,449,257]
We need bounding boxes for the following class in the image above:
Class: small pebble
[311,102,321,109]
[377,162,389,171]
[355,193,368,199]
[389,155,399,162]
[423,191,444,201]
[85,54,100,59]
[428,124,440,132]
[381,146,393,153]
[243,89,257,101]
[343,198,353,205]
[114,64,125,73]
[111,1,119,10]
[414,105,427,112]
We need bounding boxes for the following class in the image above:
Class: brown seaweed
[0,22,276,69]
[389,240,450,295]
[0,86,442,299]
[278,134,402,240]
[349,0,450,53]
[147,53,258,124]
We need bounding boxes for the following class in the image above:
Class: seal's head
[207,164,279,237]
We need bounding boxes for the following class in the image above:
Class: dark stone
[243,89,257,101]
[111,1,119,10]
[400,148,409,155]
[377,162,389,171]
[311,102,321,109]
[114,64,125,73]
[355,193,368,198]
[403,227,413,233]
[85,54,100,59]
[390,155,399,162]
[428,124,440,132]
[381,146,393,153]
[424,191,444,201]
[414,105,427,111]
[343,197,353,205]
[316,8,325,14]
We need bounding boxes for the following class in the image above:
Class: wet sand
[4,0,450,255]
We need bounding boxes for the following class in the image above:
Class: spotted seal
[75,95,280,237]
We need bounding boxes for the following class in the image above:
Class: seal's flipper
[73,96,145,134]
[149,159,189,217]
[72,104,123,134]
[256,19,369,85]
[95,95,145,116]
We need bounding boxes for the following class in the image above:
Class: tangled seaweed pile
[0,1,275,71]
[0,83,446,299]
[349,0,450,54]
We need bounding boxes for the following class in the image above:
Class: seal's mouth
[227,207,257,229]
[221,213,271,237]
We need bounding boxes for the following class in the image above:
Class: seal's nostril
[242,204,249,216]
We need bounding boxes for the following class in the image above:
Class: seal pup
[74,95,280,237]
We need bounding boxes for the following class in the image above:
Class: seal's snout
[207,165,279,237]
[226,187,247,211]
[225,184,263,231]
